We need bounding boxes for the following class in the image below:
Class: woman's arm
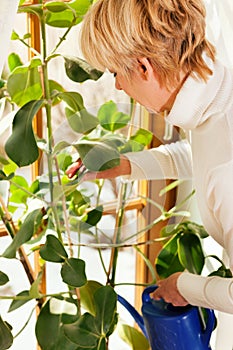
[66,139,193,181]
[153,271,233,314]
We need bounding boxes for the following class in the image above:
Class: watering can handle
[202,308,216,346]
[142,285,158,304]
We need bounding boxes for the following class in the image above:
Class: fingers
[153,286,188,306]
[65,158,117,181]
[66,158,83,178]
[152,274,189,307]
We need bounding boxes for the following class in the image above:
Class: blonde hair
[80,0,216,88]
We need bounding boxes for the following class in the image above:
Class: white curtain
[205,0,233,68]
[0,0,20,76]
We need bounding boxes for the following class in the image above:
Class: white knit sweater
[125,58,233,313]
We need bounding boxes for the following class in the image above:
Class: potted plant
[0,1,230,350]
[0,1,155,349]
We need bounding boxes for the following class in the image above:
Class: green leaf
[8,53,23,72]
[49,79,65,105]
[63,313,99,348]
[130,128,153,146]
[10,175,29,191]
[0,271,9,286]
[0,80,5,89]
[53,141,71,155]
[94,286,117,336]
[155,234,184,278]
[101,133,126,149]
[69,189,90,212]
[8,290,30,312]
[97,101,131,132]
[44,0,92,28]
[64,287,117,348]
[118,324,150,350]
[209,266,233,278]
[57,153,73,172]
[18,4,43,18]
[39,235,68,263]
[80,281,103,315]
[0,157,9,168]
[119,139,144,153]
[36,297,79,350]
[74,140,120,171]
[64,56,103,83]
[185,221,209,239]
[7,57,42,106]
[68,0,93,15]
[79,206,103,231]
[0,170,14,182]
[58,91,84,110]
[3,158,17,175]
[45,1,69,12]
[45,12,80,28]
[59,91,99,134]
[11,30,20,41]
[5,100,43,167]
[61,258,87,287]
[8,175,29,207]
[206,255,232,278]
[178,233,205,274]
[119,128,153,153]
[0,316,13,350]
[2,208,44,258]
[85,206,103,225]
[23,33,31,40]
[160,224,179,238]
[65,107,99,134]
[29,271,43,299]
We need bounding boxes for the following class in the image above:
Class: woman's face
[112,58,180,114]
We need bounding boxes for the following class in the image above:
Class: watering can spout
[117,294,147,337]
[118,285,216,350]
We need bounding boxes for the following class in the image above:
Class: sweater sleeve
[177,272,233,313]
[124,139,193,181]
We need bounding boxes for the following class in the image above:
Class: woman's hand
[65,155,131,181]
[153,272,189,307]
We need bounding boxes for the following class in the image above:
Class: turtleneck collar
[165,59,227,130]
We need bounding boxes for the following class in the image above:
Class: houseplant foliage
[0,2,230,350]
[155,220,232,279]
[0,1,154,349]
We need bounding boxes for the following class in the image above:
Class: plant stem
[94,180,108,276]
[18,38,40,57]
[107,180,128,286]
[40,14,62,241]
[0,195,35,284]
[107,100,138,286]
[50,24,73,55]
[54,157,74,257]
[0,200,15,239]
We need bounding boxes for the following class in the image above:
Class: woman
[67,0,233,314]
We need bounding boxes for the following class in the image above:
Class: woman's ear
[137,57,154,81]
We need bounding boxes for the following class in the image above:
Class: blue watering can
[118,285,216,350]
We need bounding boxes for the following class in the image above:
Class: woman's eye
[113,72,117,77]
